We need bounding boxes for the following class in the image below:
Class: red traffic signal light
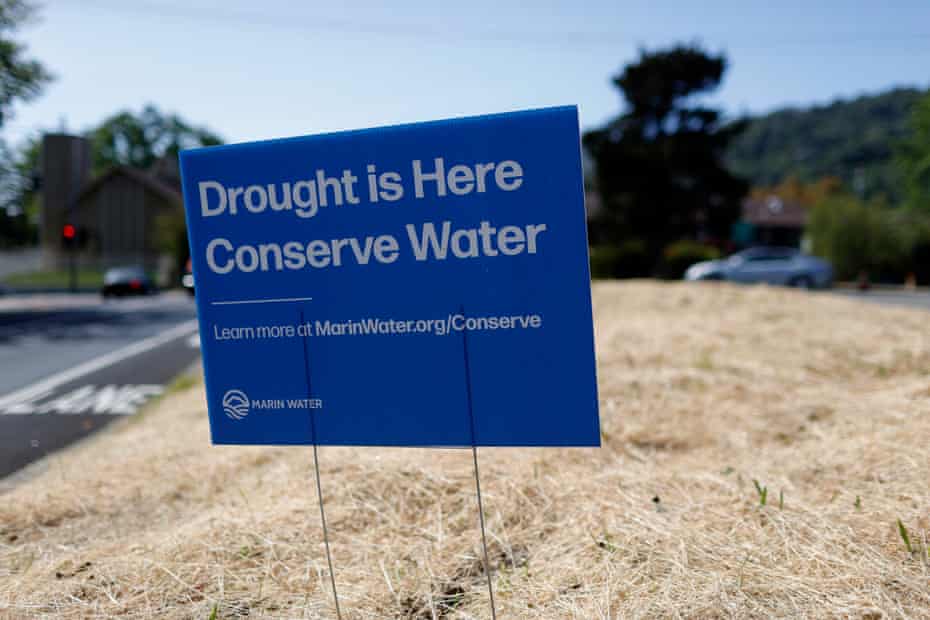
[62,224,76,240]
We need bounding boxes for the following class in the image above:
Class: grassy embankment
[1,281,929,618]
[2,269,104,290]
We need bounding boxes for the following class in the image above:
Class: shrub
[589,240,651,279]
[807,194,923,282]
[903,214,930,285]
[155,212,190,284]
[658,240,722,280]
[912,239,930,285]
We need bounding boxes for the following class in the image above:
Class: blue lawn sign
[179,106,599,447]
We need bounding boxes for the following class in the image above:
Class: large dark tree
[583,44,747,265]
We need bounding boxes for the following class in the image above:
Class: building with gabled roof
[733,195,808,248]
[73,164,183,270]
[40,133,186,281]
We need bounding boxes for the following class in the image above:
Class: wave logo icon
[222,389,250,420]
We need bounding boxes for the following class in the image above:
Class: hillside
[726,87,926,201]
[2,282,930,618]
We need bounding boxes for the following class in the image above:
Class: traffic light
[62,223,77,248]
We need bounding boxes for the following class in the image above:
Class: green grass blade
[897,519,914,554]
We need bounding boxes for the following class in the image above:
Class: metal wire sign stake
[461,304,499,619]
[300,309,343,620]
[298,303,497,620]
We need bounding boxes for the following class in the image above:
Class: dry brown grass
[2,281,930,619]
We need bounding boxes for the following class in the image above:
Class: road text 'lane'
[1,384,164,415]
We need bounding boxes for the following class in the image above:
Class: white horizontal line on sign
[211,297,314,306]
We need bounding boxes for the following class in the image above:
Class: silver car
[684,247,833,288]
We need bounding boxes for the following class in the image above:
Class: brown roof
[76,166,183,206]
[742,195,807,228]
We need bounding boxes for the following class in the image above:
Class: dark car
[101,266,156,298]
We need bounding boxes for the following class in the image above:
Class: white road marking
[210,296,313,306]
[5,384,165,415]
[0,319,198,412]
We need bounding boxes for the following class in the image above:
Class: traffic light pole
[63,223,78,293]
[68,247,77,293]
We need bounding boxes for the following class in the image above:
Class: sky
[5,0,930,147]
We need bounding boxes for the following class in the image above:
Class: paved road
[0,293,200,479]
[832,289,930,311]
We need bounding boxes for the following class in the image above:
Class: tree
[0,0,50,245]
[583,44,748,268]
[748,175,844,207]
[808,193,903,281]
[897,91,930,213]
[6,106,222,259]
[0,139,37,245]
[727,88,923,203]
[88,104,222,173]
[806,191,930,283]
[84,105,223,277]
[0,0,51,129]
